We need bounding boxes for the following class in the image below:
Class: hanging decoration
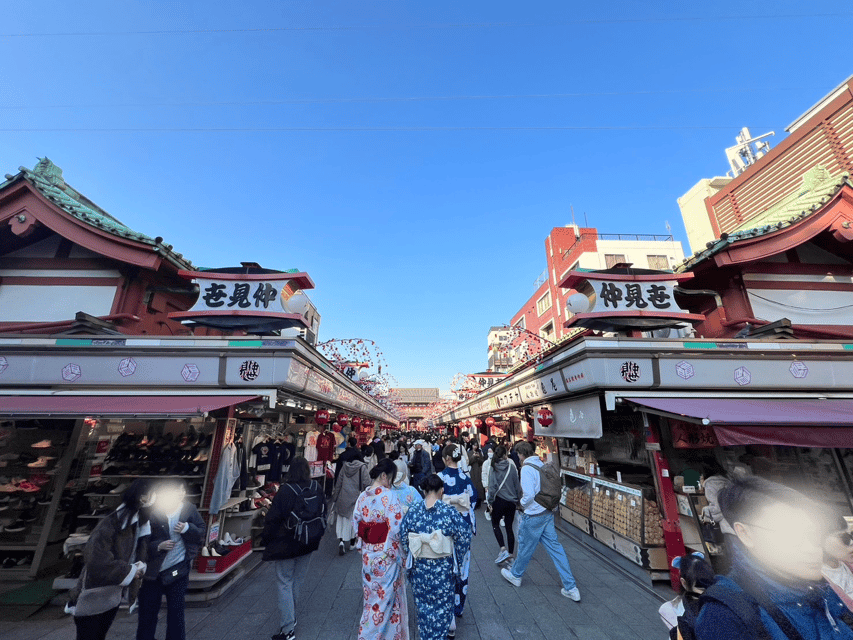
[485,417,496,427]
[351,416,362,429]
[536,408,554,428]
[315,409,330,426]
[336,414,349,428]
[474,418,483,429]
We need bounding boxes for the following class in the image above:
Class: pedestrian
[487,446,520,565]
[432,443,446,474]
[457,433,471,473]
[391,458,424,516]
[695,476,853,640]
[401,474,473,640]
[658,552,715,639]
[500,441,580,601]
[410,440,433,490]
[481,448,493,522]
[352,457,409,640]
[397,438,410,467]
[508,442,521,474]
[137,479,204,640]
[823,517,853,609]
[261,457,327,640]
[373,435,387,461]
[335,437,365,483]
[331,450,370,555]
[438,443,477,619]
[66,479,153,640]
[468,443,485,511]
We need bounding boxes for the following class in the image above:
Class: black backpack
[285,480,327,546]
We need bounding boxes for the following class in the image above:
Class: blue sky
[2,2,852,388]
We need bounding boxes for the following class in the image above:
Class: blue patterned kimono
[400,500,472,640]
[437,466,477,616]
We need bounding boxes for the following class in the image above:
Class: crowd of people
[66,429,853,640]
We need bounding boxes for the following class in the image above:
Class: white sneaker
[494,549,510,564]
[501,567,521,587]
[484,510,491,521]
[561,587,581,602]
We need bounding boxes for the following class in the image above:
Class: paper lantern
[474,419,483,428]
[536,408,554,428]
[315,409,330,425]
[351,416,362,428]
[485,417,496,427]
[337,414,349,428]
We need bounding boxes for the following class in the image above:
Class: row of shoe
[1,555,32,569]
[200,534,245,557]
[100,458,207,477]
[88,480,204,496]
[0,475,50,494]
[106,431,213,462]
[0,451,57,468]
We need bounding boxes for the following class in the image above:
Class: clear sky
[2,2,852,388]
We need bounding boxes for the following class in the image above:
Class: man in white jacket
[500,441,580,601]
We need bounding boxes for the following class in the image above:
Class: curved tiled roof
[678,166,851,271]
[1,158,194,270]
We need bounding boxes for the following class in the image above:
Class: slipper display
[30,440,52,449]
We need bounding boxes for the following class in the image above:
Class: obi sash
[442,493,471,514]
[358,520,390,545]
[408,530,453,559]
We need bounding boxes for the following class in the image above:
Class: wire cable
[0,125,774,132]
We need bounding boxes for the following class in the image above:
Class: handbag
[700,521,724,544]
[159,559,188,586]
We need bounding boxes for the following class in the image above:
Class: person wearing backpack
[695,476,853,640]
[659,552,715,640]
[500,441,580,602]
[261,457,327,640]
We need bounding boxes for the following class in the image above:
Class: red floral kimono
[352,485,408,640]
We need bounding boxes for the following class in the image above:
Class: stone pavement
[0,510,670,640]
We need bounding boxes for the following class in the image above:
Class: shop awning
[625,397,853,448]
[0,395,259,418]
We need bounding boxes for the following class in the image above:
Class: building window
[537,291,552,316]
[647,255,670,270]
[514,316,525,330]
[604,254,627,268]
[540,321,555,342]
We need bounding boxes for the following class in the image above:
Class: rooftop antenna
[725,127,775,177]
[665,220,672,236]
[584,212,589,227]
[570,204,576,226]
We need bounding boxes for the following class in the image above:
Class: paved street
[0,510,669,640]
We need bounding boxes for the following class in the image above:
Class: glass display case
[560,470,592,517]
[590,478,664,546]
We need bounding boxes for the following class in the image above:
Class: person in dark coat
[335,437,364,482]
[409,440,433,490]
[137,479,205,640]
[67,479,154,640]
[262,457,326,640]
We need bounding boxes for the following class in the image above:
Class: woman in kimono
[352,457,408,640]
[391,458,423,516]
[401,474,472,640]
[437,443,478,619]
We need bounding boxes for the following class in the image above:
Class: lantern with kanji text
[474,419,483,429]
[485,417,496,427]
[351,416,362,429]
[536,408,554,428]
[315,409,330,426]
[337,414,349,428]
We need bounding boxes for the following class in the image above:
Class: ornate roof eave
[1,159,194,272]
[677,177,853,273]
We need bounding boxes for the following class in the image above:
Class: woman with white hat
[391,458,423,516]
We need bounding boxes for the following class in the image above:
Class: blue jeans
[274,554,313,634]
[136,574,189,640]
[510,512,576,590]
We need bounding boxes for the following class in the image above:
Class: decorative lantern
[364,419,375,431]
[351,416,362,429]
[536,408,554,428]
[315,409,330,426]
[337,414,349,428]
[474,419,483,429]
[485,417,496,427]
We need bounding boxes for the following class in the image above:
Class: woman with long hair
[437,443,478,619]
[401,474,472,640]
[487,445,520,565]
[352,457,408,640]
[68,479,154,640]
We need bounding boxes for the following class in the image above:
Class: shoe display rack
[0,419,81,579]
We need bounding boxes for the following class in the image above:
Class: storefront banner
[713,425,853,448]
[671,420,719,449]
[657,357,853,391]
[561,360,595,393]
[535,395,602,438]
[520,371,567,404]
[284,360,309,391]
[494,386,523,410]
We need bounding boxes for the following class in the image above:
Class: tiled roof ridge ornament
[31,157,65,187]
[799,165,833,193]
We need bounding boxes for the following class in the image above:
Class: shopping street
[0,509,669,640]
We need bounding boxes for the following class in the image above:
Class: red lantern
[536,408,554,428]
[485,417,496,427]
[315,409,330,426]
[474,419,483,428]
[351,416,362,429]
[337,414,349,428]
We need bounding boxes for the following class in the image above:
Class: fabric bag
[285,480,327,546]
[523,460,562,511]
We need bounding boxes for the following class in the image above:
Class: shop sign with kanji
[169,268,316,331]
[558,270,704,331]
[671,420,719,449]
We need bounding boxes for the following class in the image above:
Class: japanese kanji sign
[671,420,719,449]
